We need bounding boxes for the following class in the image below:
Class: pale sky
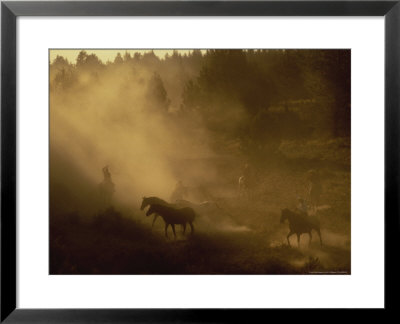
[50,49,201,64]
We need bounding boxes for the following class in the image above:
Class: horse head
[140,197,147,210]
[146,205,155,217]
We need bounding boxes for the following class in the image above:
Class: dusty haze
[50,49,350,275]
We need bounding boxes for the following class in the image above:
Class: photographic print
[50,49,350,275]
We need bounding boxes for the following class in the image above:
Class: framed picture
[1,0,398,321]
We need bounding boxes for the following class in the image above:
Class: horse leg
[317,228,323,246]
[297,233,301,247]
[189,222,194,235]
[171,224,177,239]
[182,223,186,234]
[165,223,169,238]
[309,231,312,246]
[287,231,294,247]
[152,214,158,228]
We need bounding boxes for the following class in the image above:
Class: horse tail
[310,217,320,230]
[309,218,322,245]
[189,208,196,222]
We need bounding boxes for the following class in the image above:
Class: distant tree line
[50,49,350,159]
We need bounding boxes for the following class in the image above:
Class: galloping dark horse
[146,204,196,238]
[280,208,322,247]
[141,196,174,227]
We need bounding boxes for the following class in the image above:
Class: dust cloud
[51,53,217,212]
[50,50,351,274]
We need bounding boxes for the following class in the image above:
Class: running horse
[280,208,322,247]
[146,204,196,238]
[140,196,173,228]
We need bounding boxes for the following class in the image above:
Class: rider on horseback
[98,165,115,207]
[239,163,254,199]
[103,166,110,179]
[296,197,308,217]
[170,180,188,203]
[102,165,115,193]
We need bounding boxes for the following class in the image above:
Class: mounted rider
[102,166,115,189]
[296,197,308,218]
[99,166,115,206]
[239,163,255,199]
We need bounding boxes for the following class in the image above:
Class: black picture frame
[1,0,399,322]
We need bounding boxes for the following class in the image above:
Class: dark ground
[50,138,350,275]
[50,193,350,275]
